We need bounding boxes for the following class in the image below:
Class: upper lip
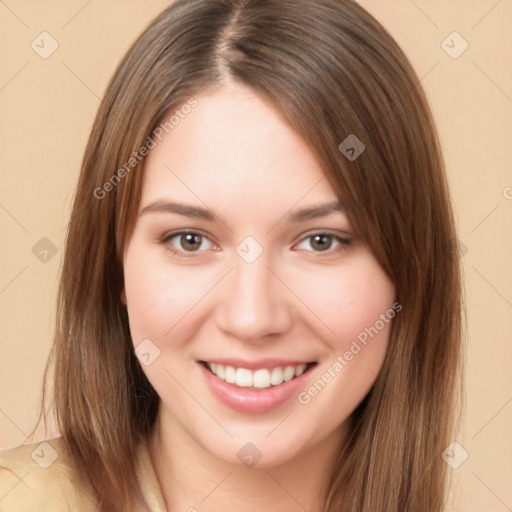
[199,358,317,371]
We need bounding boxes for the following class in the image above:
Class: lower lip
[199,363,313,414]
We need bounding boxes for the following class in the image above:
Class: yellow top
[0,436,168,511]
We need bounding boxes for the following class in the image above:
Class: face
[123,84,396,468]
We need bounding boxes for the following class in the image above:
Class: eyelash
[158,229,351,259]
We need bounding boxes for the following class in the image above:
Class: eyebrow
[139,199,344,223]
[288,200,344,221]
[139,200,216,221]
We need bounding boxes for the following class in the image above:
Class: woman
[0,0,462,510]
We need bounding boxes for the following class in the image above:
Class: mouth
[198,358,318,413]
[199,360,317,390]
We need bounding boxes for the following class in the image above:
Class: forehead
[140,85,338,214]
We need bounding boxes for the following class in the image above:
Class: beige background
[1,1,511,510]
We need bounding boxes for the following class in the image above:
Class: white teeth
[206,362,310,389]
[295,364,307,377]
[235,368,253,387]
[283,366,295,381]
[270,367,284,385]
[253,369,271,389]
[225,365,236,384]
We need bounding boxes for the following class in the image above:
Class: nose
[215,254,293,343]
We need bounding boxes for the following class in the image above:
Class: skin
[123,83,396,511]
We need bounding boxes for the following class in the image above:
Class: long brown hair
[33,0,463,510]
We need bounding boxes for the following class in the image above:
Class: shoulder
[0,437,99,512]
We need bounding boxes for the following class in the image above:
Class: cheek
[293,254,395,418]
[123,241,212,344]
[291,256,395,351]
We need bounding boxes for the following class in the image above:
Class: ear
[120,288,127,306]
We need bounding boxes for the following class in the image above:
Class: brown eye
[161,230,215,254]
[294,232,351,254]
[179,233,203,251]
[310,234,333,251]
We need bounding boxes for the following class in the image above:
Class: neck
[149,408,347,511]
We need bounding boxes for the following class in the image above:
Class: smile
[204,361,314,389]
[197,359,318,414]
[198,359,318,413]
